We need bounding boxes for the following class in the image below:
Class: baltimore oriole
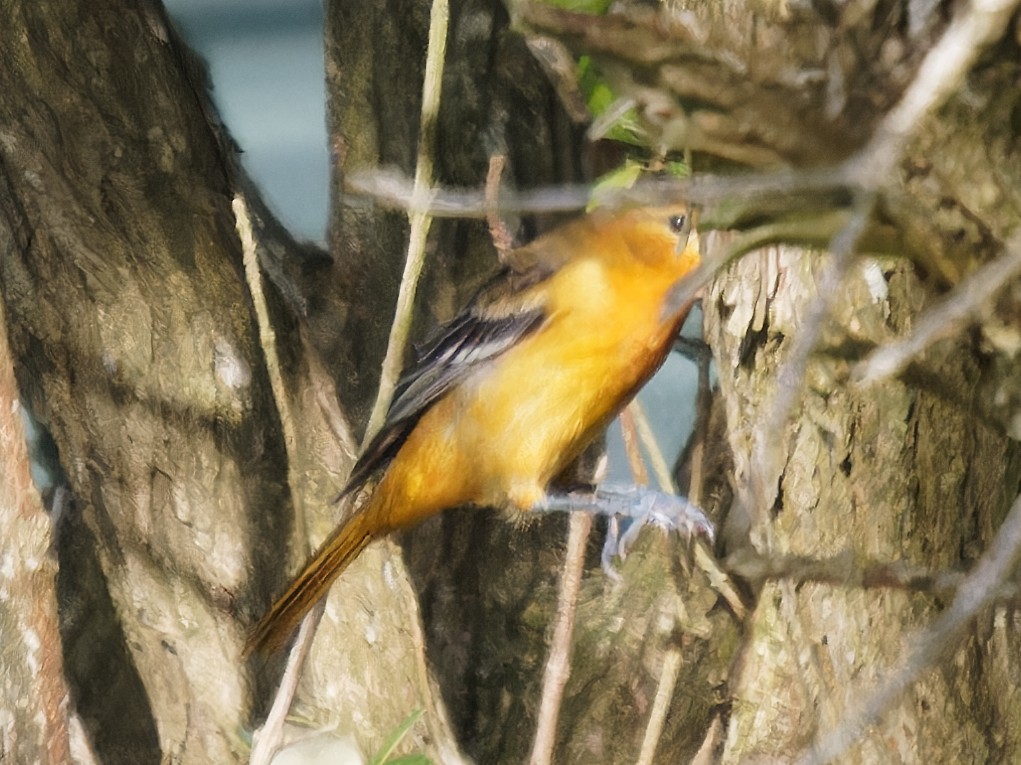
[248,205,709,654]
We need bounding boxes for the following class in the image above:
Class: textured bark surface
[2,0,1021,763]
[0,2,290,762]
[704,246,1021,761]
[0,268,71,765]
[519,1,921,167]
[521,1,1021,284]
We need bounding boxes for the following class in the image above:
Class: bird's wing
[339,261,552,498]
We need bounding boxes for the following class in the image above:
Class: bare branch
[852,0,1021,186]
[727,548,1021,603]
[343,165,851,219]
[853,230,1021,385]
[364,0,450,443]
[248,604,323,765]
[627,391,746,764]
[620,403,651,486]
[748,0,1021,538]
[637,646,683,765]
[528,512,592,765]
[486,154,515,261]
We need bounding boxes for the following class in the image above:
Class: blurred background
[166,0,329,243]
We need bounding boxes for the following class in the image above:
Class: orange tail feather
[245,507,378,656]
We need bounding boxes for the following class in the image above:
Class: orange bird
[248,205,709,654]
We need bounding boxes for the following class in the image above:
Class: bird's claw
[598,486,713,579]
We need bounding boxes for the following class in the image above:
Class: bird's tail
[245,505,379,656]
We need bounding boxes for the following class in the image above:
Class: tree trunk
[3,0,1021,763]
[0,2,292,762]
[704,245,1021,761]
[0,258,73,765]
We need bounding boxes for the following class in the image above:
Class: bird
[247,204,710,655]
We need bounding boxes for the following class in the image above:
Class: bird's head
[585,205,700,277]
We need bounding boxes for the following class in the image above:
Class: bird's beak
[662,271,701,322]
[674,207,697,254]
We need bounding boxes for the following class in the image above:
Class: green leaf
[577,56,645,145]
[588,161,646,211]
[664,160,691,178]
[369,708,425,765]
[541,0,614,14]
[385,755,433,765]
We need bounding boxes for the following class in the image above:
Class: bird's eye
[668,214,687,233]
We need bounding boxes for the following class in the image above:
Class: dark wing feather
[339,265,550,499]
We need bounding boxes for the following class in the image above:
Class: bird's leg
[534,484,713,577]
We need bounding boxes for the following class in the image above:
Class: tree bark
[3,0,1021,763]
[0,2,291,762]
[705,245,1021,761]
[0,255,72,765]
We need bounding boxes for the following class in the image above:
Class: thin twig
[690,717,725,765]
[523,35,591,124]
[528,512,593,765]
[247,0,452,759]
[235,193,359,464]
[344,165,851,219]
[360,3,465,761]
[390,540,474,765]
[236,193,316,765]
[300,325,359,464]
[248,603,324,765]
[617,404,671,765]
[737,197,875,760]
[727,547,1021,602]
[851,0,1021,186]
[486,154,515,261]
[684,344,712,509]
[480,143,590,765]
[624,400,663,489]
[792,487,1021,765]
[619,403,651,486]
[364,0,450,443]
[235,193,301,496]
[853,230,1021,385]
[625,402,686,765]
[744,1,1021,760]
[637,647,683,765]
[629,383,745,764]
[684,342,748,620]
[630,399,746,618]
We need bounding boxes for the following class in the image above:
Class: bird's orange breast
[377,244,698,519]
